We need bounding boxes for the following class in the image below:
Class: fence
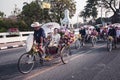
[0,32,33,43]
[0,29,79,44]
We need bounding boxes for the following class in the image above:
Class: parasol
[42,22,61,36]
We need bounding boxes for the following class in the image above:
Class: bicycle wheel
[79,39,84,47]
[18,52,35,74]
[107,41,112,52]
[75,39,80,49]
[92,38,96,47]
[60,46,71,64]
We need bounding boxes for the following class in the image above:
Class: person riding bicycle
[91,29,98,37]
[101,27,108,40]
[108,25,117,48]
[31,22,46,58]
[91,29,98,41]
[86,28,92,41]
[79,27,86,45]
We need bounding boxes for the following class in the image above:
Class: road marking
[13,45,19,47]
[70,53,86,61]
[92,44,106,49]
[0,47,7,50]
[24,44,106,80]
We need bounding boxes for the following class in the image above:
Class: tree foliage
[0,0,76,32]
[79,0,98,20]
[18,1,43,27]
[0,19,28,32]
[99,0,120,23]
[98,0,119,13]
[80,0,120,23]
[18,0,76,26]
[0,11,6,18]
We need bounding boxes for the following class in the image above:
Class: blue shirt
[34,28,46,43]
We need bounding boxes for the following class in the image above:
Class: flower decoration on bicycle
[60,32,75,46]
[32,44,39,53]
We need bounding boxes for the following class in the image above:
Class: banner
[42,2,51,9]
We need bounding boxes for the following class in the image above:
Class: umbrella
[88,26,95,29]
[42,22,61,36]
[112,23,120,27]
[83,25,95,29]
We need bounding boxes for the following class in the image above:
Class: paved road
[0,41,120,80]
[0,41,25,50]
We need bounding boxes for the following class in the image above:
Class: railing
[0,32,34,43]
[0,29,79,44]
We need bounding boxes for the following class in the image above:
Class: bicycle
[74,34,81,49]
[77,34,85,48]
[17,42,71,74]
[102,33,107,41]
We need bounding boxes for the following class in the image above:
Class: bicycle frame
[91,35,97,47]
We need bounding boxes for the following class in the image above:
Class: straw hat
[31,22,42,27]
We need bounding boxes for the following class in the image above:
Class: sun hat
[31,22,42,27]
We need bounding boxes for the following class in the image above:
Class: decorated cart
[59,28,81,50]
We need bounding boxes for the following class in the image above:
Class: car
[8,28,19,35]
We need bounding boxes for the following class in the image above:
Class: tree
[99,0,120,23]
[79,0,120,23]
[0,11,6,18]
[18,1,43,27]
[98,0,118,13]
[18,0,76,28]
[80,10,89,23]
[11,4,21,16]
[79,0,98,21]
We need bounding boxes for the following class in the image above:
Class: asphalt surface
[0,41,120,80]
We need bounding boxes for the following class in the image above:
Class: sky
[0,0,113,23]
[0,0,87,23]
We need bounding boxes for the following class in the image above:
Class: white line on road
[0,47,7,50]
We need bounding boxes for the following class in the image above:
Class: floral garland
[59,30,75,45]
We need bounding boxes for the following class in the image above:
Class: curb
[0,44,26,50]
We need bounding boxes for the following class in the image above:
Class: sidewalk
[0,41,26,50]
